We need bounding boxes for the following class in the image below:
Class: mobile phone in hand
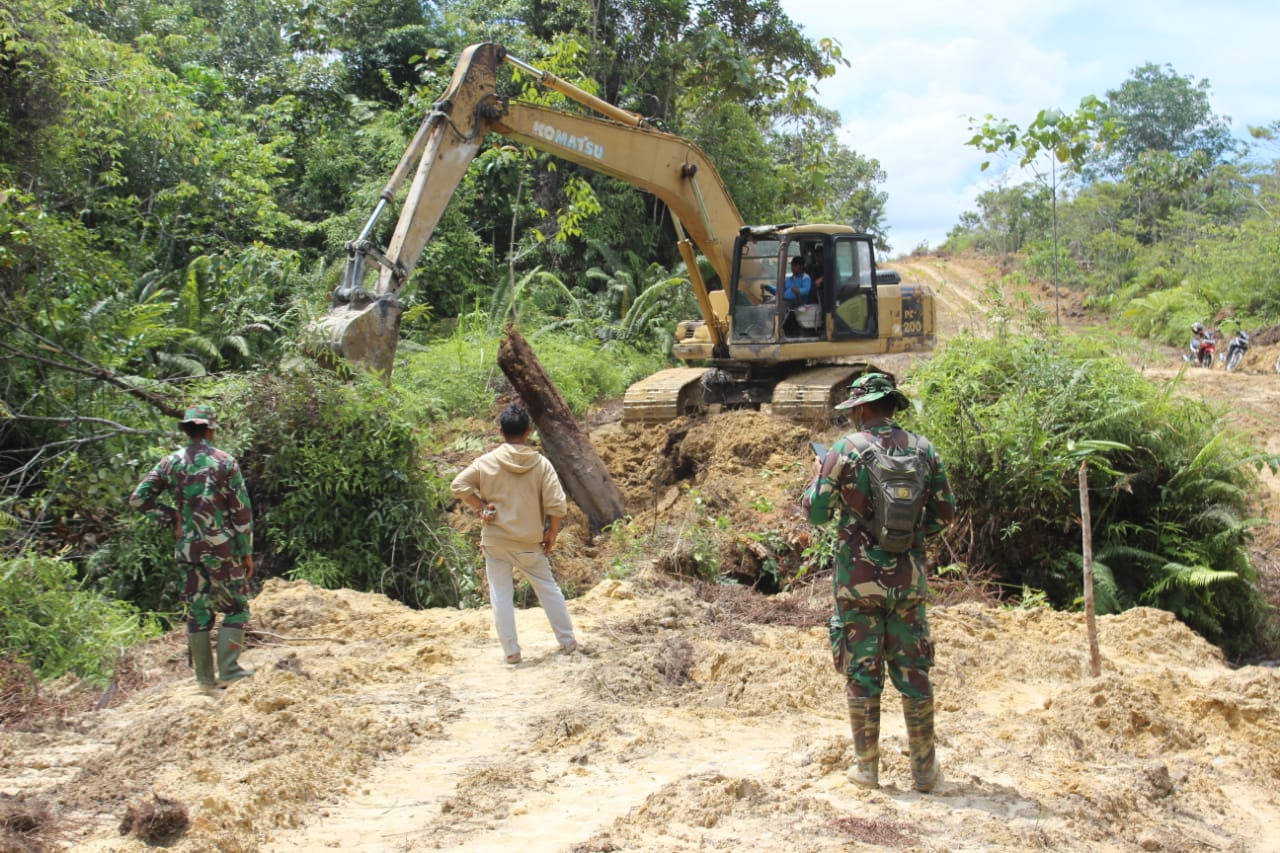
[809,441,828,459]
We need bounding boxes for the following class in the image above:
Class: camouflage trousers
[829,596,933,700]
[182,561,249,633]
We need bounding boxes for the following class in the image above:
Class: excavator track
[622,367,709,423]
[770,364,874,424]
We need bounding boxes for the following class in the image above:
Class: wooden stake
[1078,460,1102,677]
[497,325,626,535]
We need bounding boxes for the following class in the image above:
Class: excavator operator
[764,257,812,305]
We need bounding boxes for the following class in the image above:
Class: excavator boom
[314,43,740,377]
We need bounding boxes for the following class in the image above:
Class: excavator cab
[728,230,880,346]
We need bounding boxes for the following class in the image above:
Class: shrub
[220,365,477,608]
[84,512,184,618]
[906,332,1274,656]
[0,552,160,684]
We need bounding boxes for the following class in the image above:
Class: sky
[777,0,1280,256]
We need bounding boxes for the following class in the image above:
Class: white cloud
[780,0,1280,254]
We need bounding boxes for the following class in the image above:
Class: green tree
[1094,62,1235,178]
[968,96,1119,324]
[772,114,889,248]
[943,182,1050,255]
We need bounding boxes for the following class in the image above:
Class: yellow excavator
[317,43,936,422]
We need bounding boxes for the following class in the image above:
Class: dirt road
[4,255,1280,852]
[9,576,1279,852]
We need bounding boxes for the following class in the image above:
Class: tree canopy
[1093,62,1235,178]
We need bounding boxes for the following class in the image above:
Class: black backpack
[845,430,932,553]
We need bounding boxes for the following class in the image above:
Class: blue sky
[778,0,1280,255]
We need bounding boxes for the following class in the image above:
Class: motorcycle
[1185,333,1215,369]
[1222,330,1249,372]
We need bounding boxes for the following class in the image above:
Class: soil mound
[1242,341,1280,373]
[5,577,1280,852]
[594,410,812,509]
[1252,323,1280,348]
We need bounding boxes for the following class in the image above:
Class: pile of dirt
[1242,341,1280,373]
[576,410,822,591]
[0,580,480,851]
[594,410,813,511]
[436,762,538,825]
[527,707,640,753]
[0,659,63,732]
[118,795,189,845]
[589,771,884,852]
[0,793,53,853]
[1252,323,1280,347]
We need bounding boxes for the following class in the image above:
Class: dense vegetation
[907,330,1271,657]
[945,62,1280,345]
[0,0,884,681]
[939,64,1280,655]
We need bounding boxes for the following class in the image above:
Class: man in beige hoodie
[451,403,577,664]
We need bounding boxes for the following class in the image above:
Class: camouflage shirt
[129,440,253,567]
[804,421,956,600]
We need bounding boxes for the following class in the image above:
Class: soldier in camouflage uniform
[804,373,956,792]
[130,405,255,692]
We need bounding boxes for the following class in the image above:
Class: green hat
[179,405,218,429]
[834,372,909,411]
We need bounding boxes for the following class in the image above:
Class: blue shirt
[783,273,812,302]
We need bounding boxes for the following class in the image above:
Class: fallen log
[497,325,626,535]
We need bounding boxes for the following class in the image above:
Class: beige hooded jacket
[450,444,569,550]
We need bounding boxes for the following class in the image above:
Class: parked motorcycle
[1185,333,1215,369]
[1223,330,1249,372]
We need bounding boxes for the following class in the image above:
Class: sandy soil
[4,254,1280,852]
[6,579,1279,852]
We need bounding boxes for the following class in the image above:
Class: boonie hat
[179,404,218,429]
[834,372,909,411]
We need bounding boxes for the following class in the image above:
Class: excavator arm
[318,42,744,378]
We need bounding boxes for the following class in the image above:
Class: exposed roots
[118,795,190,845]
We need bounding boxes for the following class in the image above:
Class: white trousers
[483,545,576,657]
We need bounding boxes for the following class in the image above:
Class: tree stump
[497,325,626,535]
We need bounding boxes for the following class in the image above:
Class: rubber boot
[215,626,254,683]
[188,631,219,694]
[846,696,881,788]
[903,697,941,792]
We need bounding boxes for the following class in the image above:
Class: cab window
[731,238,780,342]
[832,237,875,337]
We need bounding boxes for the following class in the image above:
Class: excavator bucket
[310,294,402,381]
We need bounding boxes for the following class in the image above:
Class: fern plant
[908,331,1276,655]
